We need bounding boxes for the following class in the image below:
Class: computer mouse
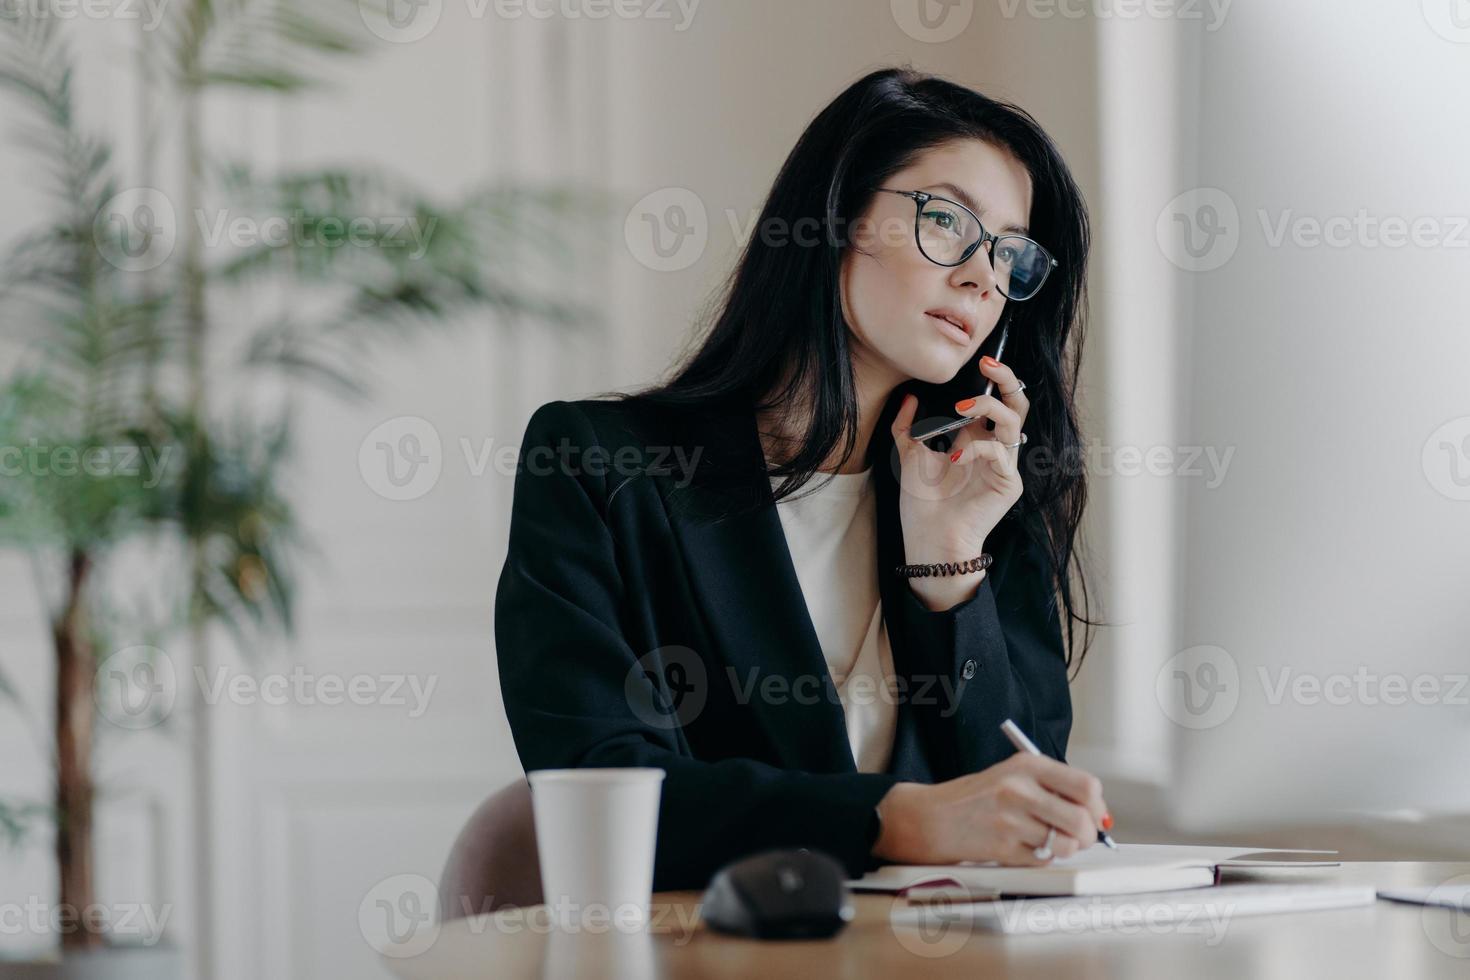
[700,848,854,939]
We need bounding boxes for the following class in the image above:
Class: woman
[495,67,1109,892]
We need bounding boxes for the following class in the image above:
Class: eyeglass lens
[916,199,1050,300]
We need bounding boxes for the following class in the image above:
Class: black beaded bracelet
[894,552,993,578]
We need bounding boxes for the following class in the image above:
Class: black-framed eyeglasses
[873,188,1057,301]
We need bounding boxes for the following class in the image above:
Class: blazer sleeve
[494,400,901,891]
[894,511,1073,774]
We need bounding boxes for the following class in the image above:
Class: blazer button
[961,659,977,680]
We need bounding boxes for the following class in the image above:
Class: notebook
[848,843,1340,897]
[892,882,1377,935]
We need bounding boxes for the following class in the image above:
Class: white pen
[999,718,1117,856]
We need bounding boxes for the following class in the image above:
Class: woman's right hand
[872,754,1109,866]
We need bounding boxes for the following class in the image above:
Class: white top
[767,467,897,773]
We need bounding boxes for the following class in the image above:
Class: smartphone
[909,318,1010,450]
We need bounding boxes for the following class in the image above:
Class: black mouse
[700,848,854,939]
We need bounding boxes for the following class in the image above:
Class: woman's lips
[926,312,970,345]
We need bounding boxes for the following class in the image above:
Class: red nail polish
[981,355,1000,368]
[1101,812,1114,831]
[949,450,962,462]
[954,398,976,412]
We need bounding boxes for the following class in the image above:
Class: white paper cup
[527,767,665,930]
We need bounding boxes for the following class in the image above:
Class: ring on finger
[1033,826,1056,861]
[998,432,1028,451]
[1001,380,1028,397]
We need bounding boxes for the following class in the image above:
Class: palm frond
[237,319,376,401]
[153,0,365,95]
[0,8,120,219]
[0,2,177,448]
[208,167,600,362]
[0,377,174,551]
[0,663,20,707]
[0,800,53,849]
[151,409,304,639]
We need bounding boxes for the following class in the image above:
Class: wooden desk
[384,862,1470,978]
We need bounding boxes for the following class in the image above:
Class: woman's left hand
[891,356,1031,608]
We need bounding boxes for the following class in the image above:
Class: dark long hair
[599,67,1098,672]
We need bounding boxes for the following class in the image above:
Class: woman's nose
[952,239,998,294]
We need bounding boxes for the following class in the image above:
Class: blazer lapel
[662,400,858,774]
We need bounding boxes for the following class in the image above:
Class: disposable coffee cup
[527,767,665,930]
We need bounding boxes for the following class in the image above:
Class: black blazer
[494,394,1072,891]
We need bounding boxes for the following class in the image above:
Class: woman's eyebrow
[928,182,1030,236]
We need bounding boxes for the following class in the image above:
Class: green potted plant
[0,2,601,973]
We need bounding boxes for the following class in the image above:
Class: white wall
[1069,0,1470,857]
[1169,1,1470,836]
